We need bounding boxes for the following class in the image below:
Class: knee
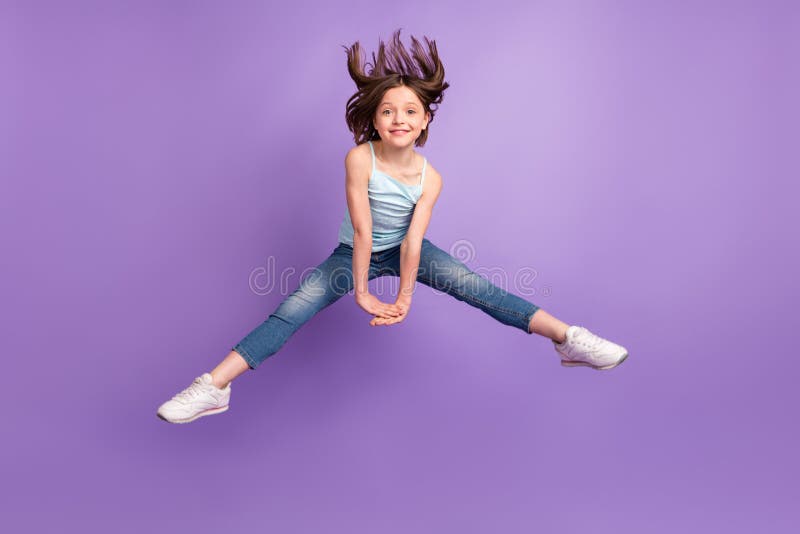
[454,269,483,290]
[274,284,325,317]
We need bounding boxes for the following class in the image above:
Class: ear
[424,111,431,130]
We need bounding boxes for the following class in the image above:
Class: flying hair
[342,28,450,147]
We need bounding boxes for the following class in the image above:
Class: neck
[374,139,415,167]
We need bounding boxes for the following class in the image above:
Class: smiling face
[372,85,431,146]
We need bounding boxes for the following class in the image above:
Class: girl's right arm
[344,147,404,320]
[344,147,372,296]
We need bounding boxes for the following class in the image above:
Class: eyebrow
[380,101,420,107]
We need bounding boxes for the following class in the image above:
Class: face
[373,85,431,145]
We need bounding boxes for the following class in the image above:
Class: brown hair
[342,29,450,147]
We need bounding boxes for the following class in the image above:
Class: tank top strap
[420,157,427,187]
[368,140,376,176]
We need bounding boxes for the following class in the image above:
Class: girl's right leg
[226,242,357,375]
[209,350,250,389]
[157,243,358,423]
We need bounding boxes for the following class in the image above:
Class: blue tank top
[337,140,427,252]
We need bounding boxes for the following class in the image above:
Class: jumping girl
[157,29,629,424]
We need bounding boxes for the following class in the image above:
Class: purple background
[3,0,798,532]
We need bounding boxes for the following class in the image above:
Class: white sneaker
[157,373,231,424]
[553,325,629,370]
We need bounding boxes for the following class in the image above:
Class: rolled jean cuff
[232,343,258,370]
[524,305,541,334]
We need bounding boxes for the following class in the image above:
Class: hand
[355,292,404,320]
[370,295,411,327]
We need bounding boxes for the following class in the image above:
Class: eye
[382,109,391,115]
[407,109,416,115]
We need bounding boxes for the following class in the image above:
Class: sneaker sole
[157,404,229,424]
[561,352,629,370]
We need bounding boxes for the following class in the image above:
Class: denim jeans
[232,238,541,370]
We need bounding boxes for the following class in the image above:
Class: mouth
[390,130,410,135]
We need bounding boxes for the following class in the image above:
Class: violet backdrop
[2,0,798,532]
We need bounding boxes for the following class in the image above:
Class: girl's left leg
[407,238,628,370]
[412,238,568,343]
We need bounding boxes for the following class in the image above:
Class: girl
[157,30,629,424]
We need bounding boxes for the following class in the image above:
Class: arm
[344,147,372,297]
[399,167,442,303]
[371,167,442,326]
[344,147,404,320]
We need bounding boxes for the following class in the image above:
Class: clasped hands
[355,291,412,327]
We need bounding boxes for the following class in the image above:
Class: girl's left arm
[397,167,443,307]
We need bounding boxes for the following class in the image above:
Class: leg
[527,309,569,343]
[218,243,357,381]
[414,238,566,342]
[209,350,250,389]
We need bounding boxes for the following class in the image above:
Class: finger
[377,306,400,318]
[375,315,401,326]
[374,305,397,316]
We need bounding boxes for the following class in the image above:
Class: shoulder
[345,141,372,166]
[419,159,443,201]
[344,142,373,185]
[423,159,442,189]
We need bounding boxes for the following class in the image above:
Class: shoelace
[172,377,207,404]
[571,329,604,353]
